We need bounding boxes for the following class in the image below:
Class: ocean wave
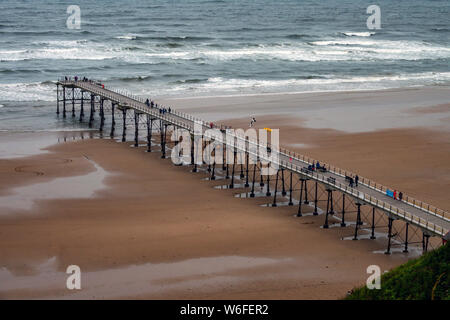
[115,34,138,40]
[341,32,376,37]
[115,75,153,82]
[1,36,449,65]
[172,78,208,84]
[0,82,55,102]
[285,34,310,39]
[162,72,450,95]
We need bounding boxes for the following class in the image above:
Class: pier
[56,79,450,254]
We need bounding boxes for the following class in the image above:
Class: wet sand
[0,87,449,299]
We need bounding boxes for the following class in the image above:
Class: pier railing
[201,129,449,237]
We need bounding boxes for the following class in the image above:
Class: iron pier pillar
[341,194,346,226]
[297,179,305,217]
[250,163,256,197]
[385,217,394,254]
[288,171,293,206]
[353,203,362,240]
[110,103,115,138]
[272,169,279,207]
[121,107,127,142]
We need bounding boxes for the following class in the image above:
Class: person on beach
[249,117,256,128]
[355,174,359,187]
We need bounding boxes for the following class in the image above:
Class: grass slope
[347,243,449,300]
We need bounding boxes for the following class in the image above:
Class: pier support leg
[272,169,279,207]
[323,189,333,228]
[122,108,127,142]
[230,151,236,189]
[211,159,216,180]
[297,179,304,217]
[110,103,115,138]
[265,169,271,196]
[260,164,264,187]
[134,111,139,147]
[288,171,293,206]
[250,164,256,197]
[403,223,409,253]
[303,180,309,204]
[222,144,226,171]
[88,94,94,128]
[240,163,244,179]
[72,87,75,117]
[422,233,430,254]
[79,92,84,122]
[161,124,167,158]
[370,207,376,239]
[56,84,60,115]
[385,217,394,254]
[99,98,104,132]
[63,87,66,118]
[225,163,229,178]
[341,194,346,226]
[281,169,286,196]
[146,116,152,152]
[353,203,362,240]
[245,152,249,187]
[193,138,198,173]
[313,181,318,215]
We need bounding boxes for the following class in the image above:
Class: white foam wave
[342,32,375,37]
[116,34,138,40]
[0,82,55,101]
[162,72,450,96]
[1,38,449,63]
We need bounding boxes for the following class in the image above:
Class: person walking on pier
[355,174,359,187]
[399,191,403,201]
[145,98,150,107]
[349,176,354,188]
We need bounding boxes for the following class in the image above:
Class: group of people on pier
[145,98,171,114]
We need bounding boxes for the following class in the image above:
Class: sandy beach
[0,86,449,299]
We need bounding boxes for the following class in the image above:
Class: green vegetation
[347,243,449,300]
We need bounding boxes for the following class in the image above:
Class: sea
[0,0,449,131]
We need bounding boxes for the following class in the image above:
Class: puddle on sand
[0,158,109,212]
[0,255,291,299]
[0,132,57,159]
